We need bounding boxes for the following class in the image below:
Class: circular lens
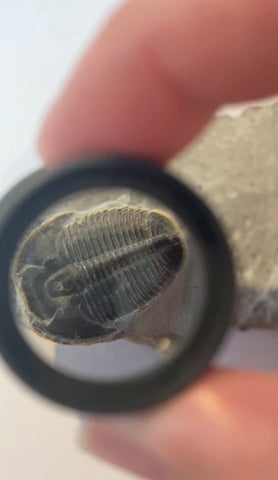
[0,157,234,412]
[10,186,207,381]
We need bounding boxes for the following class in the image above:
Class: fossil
[12,206,185,344]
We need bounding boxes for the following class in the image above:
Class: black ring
[0,155,235,413]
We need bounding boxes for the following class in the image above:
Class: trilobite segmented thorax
[14,206,185,344]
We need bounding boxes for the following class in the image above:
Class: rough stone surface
[170,103,278,329]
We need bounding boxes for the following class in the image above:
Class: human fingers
[81,370,278,480]
[38,1,278,478]
[38,0,278,166]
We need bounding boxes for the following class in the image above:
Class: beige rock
[169,103,278,329]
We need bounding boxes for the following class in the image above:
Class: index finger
[38,0,278,166]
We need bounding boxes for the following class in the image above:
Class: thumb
[80,370,278,480]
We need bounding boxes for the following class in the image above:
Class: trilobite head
[13,206,186,345]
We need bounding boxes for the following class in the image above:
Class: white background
[0,1,277,480]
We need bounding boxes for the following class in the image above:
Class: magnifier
[0,155,235,413]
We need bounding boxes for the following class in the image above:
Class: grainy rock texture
[170,103,278,329]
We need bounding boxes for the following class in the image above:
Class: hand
[38,1,278,479]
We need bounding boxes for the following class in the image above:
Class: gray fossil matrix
[170,103,278,329]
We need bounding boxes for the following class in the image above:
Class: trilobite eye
[15,206,186,345]
[43,257,64,274]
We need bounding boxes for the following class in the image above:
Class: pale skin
[38,1,278,479]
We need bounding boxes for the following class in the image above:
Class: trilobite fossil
[12,206,185,344]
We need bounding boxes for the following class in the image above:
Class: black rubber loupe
[0,155,234,413]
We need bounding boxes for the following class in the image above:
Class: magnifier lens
[10,186,208,382]
[0,157,233,412]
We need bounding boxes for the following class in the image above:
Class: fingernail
[78,420,176,480]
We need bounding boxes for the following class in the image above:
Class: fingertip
[78,419,176,480]
[80,370,278,480]
[38,0,278,167]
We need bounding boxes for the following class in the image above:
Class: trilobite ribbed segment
[46,207,184,326]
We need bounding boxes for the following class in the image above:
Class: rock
[170,103,278,329]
